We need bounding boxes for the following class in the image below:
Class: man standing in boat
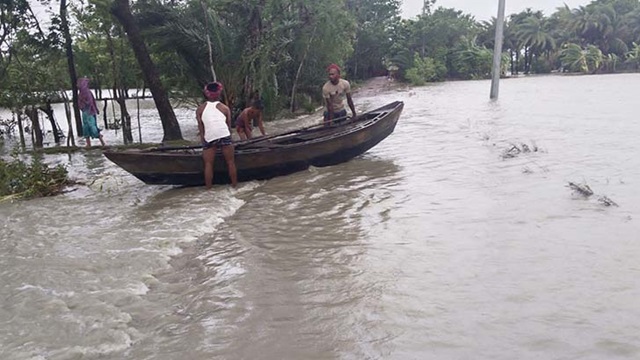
[196,82,238,189]
[322,64,356,126]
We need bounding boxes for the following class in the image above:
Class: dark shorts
[235,117,251,132]
[203,136,232,149]
[323,109,347,121]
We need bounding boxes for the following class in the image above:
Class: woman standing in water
[77,77,106,147]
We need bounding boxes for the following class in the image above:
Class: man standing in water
[322,64,356,125]
[196,82,238,189]
[77,77,106,147]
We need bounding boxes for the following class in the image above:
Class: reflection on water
[2,74,640,360]
[82,150,108,171]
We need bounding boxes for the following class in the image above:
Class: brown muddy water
[1,74,640,359]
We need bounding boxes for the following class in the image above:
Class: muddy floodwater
[2,74,640,359]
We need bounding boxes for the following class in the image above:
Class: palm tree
[593,4,629,56]
[570,6,601,45]
[503,18,520,75]
[625,9,640,43]
[603,53,619,72]
[559,43,604,74]
[560,43,588,72]
[517,16,556,73]
[549,5,578,48]
[626,42,640,70]
[585,44,604,72]
[517,16,556,52]
[570,4,630,56]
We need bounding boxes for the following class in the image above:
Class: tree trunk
[245,0,265,106]
[117,87,133,144]
[102,100,108,129]
[137,85,142,143]
[528,52,534,74]
[25,106,43,148]
[510,50,514,75]
[105,30,132,143]
[92,69,103,99]
[60,0,83,137]
[39,100,62,144]
[111,0,183,143]
[16,110,26,149]
[200,0,217,82]
[61,91,76,147]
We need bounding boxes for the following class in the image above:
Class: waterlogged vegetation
[0,154,72,202]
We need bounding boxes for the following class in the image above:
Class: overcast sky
[32,1,593,24]
[401,0,592,20]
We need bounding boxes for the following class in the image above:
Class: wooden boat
[103,101,403,185]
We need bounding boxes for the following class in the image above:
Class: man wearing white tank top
[196,82,238,189]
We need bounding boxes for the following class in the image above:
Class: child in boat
[235,99,265,140]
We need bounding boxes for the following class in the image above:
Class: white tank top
[202,101,230,142]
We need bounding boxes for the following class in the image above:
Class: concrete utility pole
[490,0,506,99]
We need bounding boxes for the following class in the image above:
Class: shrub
[405,54,447,86]
[449,44,493,79]
[0,154,71,200]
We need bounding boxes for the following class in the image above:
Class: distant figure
[322,64,356,126]
[196,82,238,189]
[77,77,106,147]
[387,64,399,82]
[235,99,265,140]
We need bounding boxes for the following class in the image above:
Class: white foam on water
[141,274,161,289]
[232,180,264,193]
[16,284,75,298]
[54,331,135,359]
[156,188,249,244]
[308,189,329,200]
[105,247,160,254]
[107,182,263,265]
[126,282,150,296]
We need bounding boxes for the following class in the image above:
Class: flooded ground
[1,74,640,359]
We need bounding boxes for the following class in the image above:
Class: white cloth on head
[202,101,230,142]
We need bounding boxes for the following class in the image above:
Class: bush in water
[0,154,71,200]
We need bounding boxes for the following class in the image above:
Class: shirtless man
[235,99,265,140]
